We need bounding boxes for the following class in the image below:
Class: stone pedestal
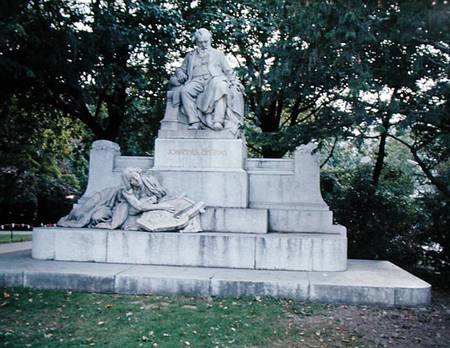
[33,228,347,272]
[152,130,249,208]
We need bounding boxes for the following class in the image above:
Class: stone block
[311,284,396,306]
[201,207,268,233]
[32,228,348,272]
[0,251,432,307]
[255,233,347,271]
[309,260,431,306]
[24,271,115,293]
[107,231,256,269]
[114,156,154,172]
[211,268,309,300]
[0,270,23,288]
[32,228,55,260]
[150,169,248,208]
[268,209,335,233]
[395,287,431,306]
[83,140,121,197]
[115,265,214,296]
[53,228,108,262]
[154,138,246,169]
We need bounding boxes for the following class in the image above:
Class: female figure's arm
[122,190,175,213]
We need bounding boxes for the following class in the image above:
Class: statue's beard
[197,48,209,57]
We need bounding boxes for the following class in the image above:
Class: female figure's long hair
[121,168,167,200]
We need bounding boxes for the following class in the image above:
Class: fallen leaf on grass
[181,305,197,310]
[3,292,11,299]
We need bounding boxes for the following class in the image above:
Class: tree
[1,0,178,150]
[346,0,449,197]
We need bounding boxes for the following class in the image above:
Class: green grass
[0,235,32,244]
[0,288,321,347]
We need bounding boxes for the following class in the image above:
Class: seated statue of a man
[168,28,244,132]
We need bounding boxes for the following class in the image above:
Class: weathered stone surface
[32,228,55,260]
[268,209,335,233]
[0,270,23,288]
[201,207,268,233]
[255,233,347,271]
[54,228,108,262]
[115,265,213,296]
[150,169,249,208]
[24,271,115,293]
[309,260,431,306]
[0,251,431,306]
[247,145,329,210]
[83,140,121,198]
[210,268,309,299]
[33,228,347,272]
[106,230,256,269]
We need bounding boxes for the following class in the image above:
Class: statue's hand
[229,80,244,92]
[157,203,176,214]
[176,70,188,83]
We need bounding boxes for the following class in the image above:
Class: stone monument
[34,28,347,270]
[25,28,430,306]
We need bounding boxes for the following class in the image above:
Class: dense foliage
[0,0,448,284]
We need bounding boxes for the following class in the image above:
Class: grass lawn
[1,288,449,347]
[0,235,32,244]
[0,288,370,348]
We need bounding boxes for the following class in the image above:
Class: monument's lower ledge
[32,227,347,272]
[1,251,431,307]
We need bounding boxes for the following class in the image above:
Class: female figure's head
[121,168,167,199]
[122,168,143,190]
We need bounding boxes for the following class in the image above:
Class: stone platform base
[0,250,431,307]
[32,228,347,272]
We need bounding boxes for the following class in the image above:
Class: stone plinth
[2,250,431,306]
[32,227,347,272]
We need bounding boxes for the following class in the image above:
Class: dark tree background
[0,0,449,286]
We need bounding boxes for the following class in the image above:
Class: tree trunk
[372,130,387,189]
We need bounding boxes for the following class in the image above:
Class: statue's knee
[180,85,190,97]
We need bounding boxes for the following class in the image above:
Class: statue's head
[122,167,143,189]
[192,28,212,50]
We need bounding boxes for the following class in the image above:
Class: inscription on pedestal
[168,149,228,157]
[154,138,245,169]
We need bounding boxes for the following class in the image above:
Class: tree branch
[320,137,338,168]
[388,134,450,198]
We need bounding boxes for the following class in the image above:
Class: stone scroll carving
[57,168,204,232]
[161,28,245,136]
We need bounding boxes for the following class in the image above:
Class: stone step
[200,207,344,235]
[201,207,268,233]
[0,250,431,307]
[267,209,343,234]
[32,227,347,272]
